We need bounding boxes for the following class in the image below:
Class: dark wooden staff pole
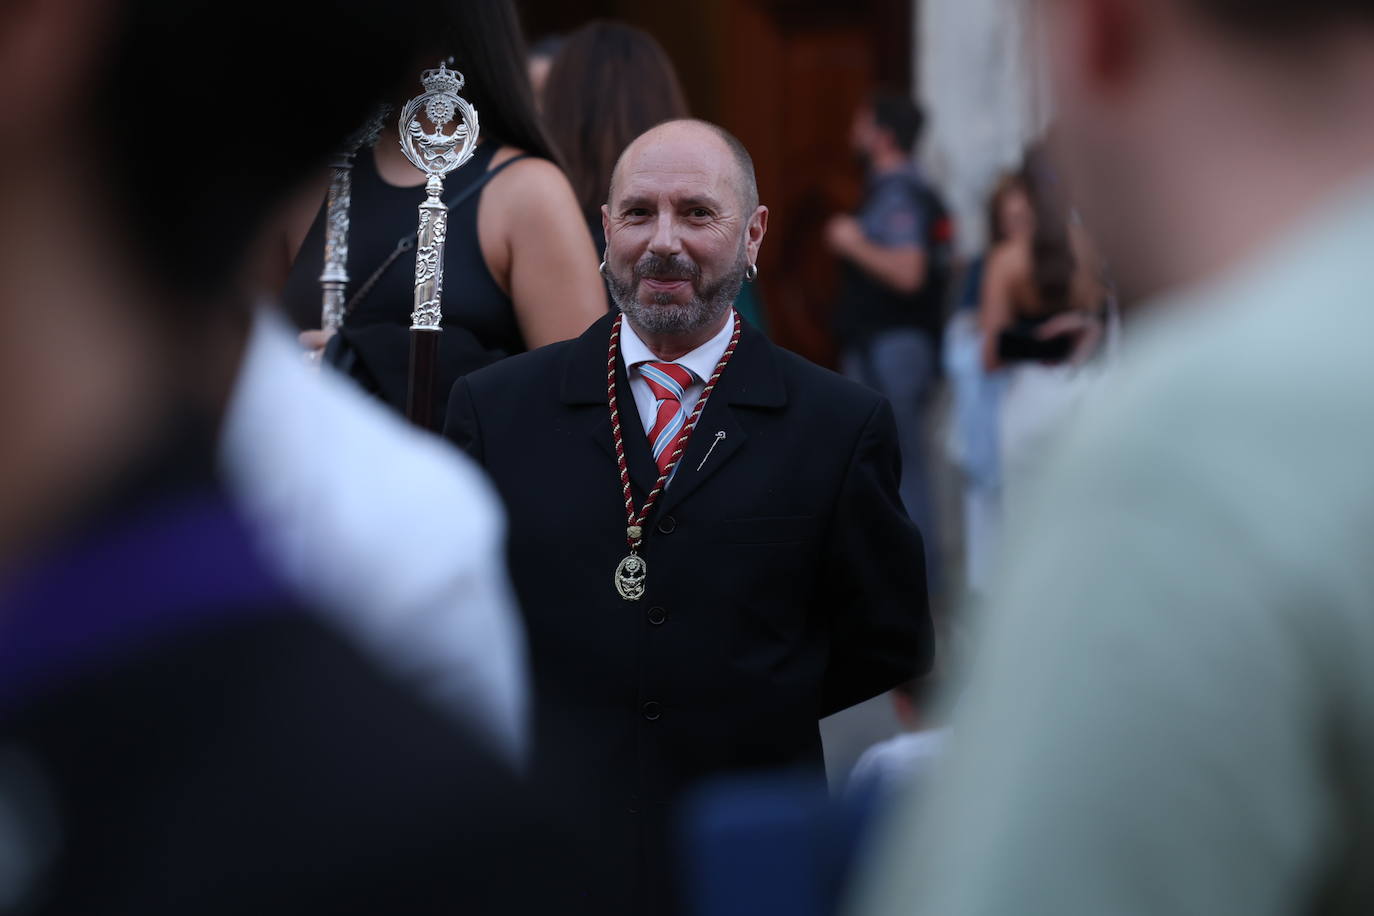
[405,173,447,428]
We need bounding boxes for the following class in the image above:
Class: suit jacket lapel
[658,403,746,516]
[612,349,660,499]
[658,319,787,515]
[563,313,659,499]
[563,313,789,512]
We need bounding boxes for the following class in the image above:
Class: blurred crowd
[2,0,1373,913]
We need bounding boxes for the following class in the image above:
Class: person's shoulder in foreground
[222,309,528,760]
[0,460,560,915]
[848,175,1374,916]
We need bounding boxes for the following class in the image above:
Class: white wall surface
[915,0,1048,257]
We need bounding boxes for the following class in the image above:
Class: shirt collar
[620,309,736,384]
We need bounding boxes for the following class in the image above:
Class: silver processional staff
[398,63,480,429]
[319,107,389,335]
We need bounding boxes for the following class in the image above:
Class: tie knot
[639,361,694,402]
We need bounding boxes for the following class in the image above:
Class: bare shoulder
[987,239,1030,279]
[484,148,576,207]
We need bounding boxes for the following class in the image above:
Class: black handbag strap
[339,152,532,320]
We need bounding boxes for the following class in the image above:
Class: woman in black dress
[276,0,606,426]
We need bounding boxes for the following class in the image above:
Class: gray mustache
[634,254,699,282]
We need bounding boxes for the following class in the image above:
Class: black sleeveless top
[282,143,527,424]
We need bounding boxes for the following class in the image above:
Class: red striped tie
[638,361,696,477]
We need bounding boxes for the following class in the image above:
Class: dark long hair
[428,0,561,165]
[1019,145,1076,313]
[540,21,689,222]
[985,172,1028,247]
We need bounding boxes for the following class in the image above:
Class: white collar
[619,310,736,383]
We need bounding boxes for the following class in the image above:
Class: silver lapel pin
[697,431,727,472]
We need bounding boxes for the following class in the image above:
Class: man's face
[850,107,879,160]
[602,127,763,337]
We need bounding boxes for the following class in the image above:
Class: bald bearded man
[445,119,931,916]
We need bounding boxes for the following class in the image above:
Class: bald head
[608,119,759,213]
[600,118,769,350]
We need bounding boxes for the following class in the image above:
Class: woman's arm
[479,153,607,348]
[979,244,1017,372]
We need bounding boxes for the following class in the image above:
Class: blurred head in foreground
[0,0,431,561]
[1037,0,1374,302]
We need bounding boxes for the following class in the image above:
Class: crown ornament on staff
[399,63,480,184]
[399,62,480,428]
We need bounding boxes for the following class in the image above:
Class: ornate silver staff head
[399,63,480,331]
[399,65,480,179]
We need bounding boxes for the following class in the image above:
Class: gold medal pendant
[615,553,647,601]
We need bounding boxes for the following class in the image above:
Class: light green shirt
[851,174,1374,916]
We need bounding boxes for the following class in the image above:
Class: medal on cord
[607,311,741,600]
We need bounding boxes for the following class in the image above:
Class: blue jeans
[842,329,939,593]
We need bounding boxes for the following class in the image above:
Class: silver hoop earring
[598,259,607,276]
[745,263,759,282]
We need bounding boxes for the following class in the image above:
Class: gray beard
[607,248,748,337]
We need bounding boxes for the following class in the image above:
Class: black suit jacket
[445,312,932,915]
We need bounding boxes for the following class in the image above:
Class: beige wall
[914,0,1048,257]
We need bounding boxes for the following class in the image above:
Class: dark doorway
[519,0,913,366]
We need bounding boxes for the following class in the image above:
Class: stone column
[915,0,1048,256]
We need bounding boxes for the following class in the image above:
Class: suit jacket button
[647,606,667,626]
[657,516,677,535]
[642,701,662,721]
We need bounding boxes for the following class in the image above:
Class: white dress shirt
[220,310,528,762]
[619,310,736,434]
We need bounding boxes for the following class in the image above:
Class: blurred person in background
[826,92,953,596]
[956,173,1035,318]
[845,673,947,805]
[446,118,932,916]
[541,20,690,258]
[979,145,1108,521]
[277,0,606,429]
[527,33,563,102]
[0,0,559,912]
[851,0,1374,914]
[942,173,1032,596]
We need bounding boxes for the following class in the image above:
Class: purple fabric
[0,491,290,717]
